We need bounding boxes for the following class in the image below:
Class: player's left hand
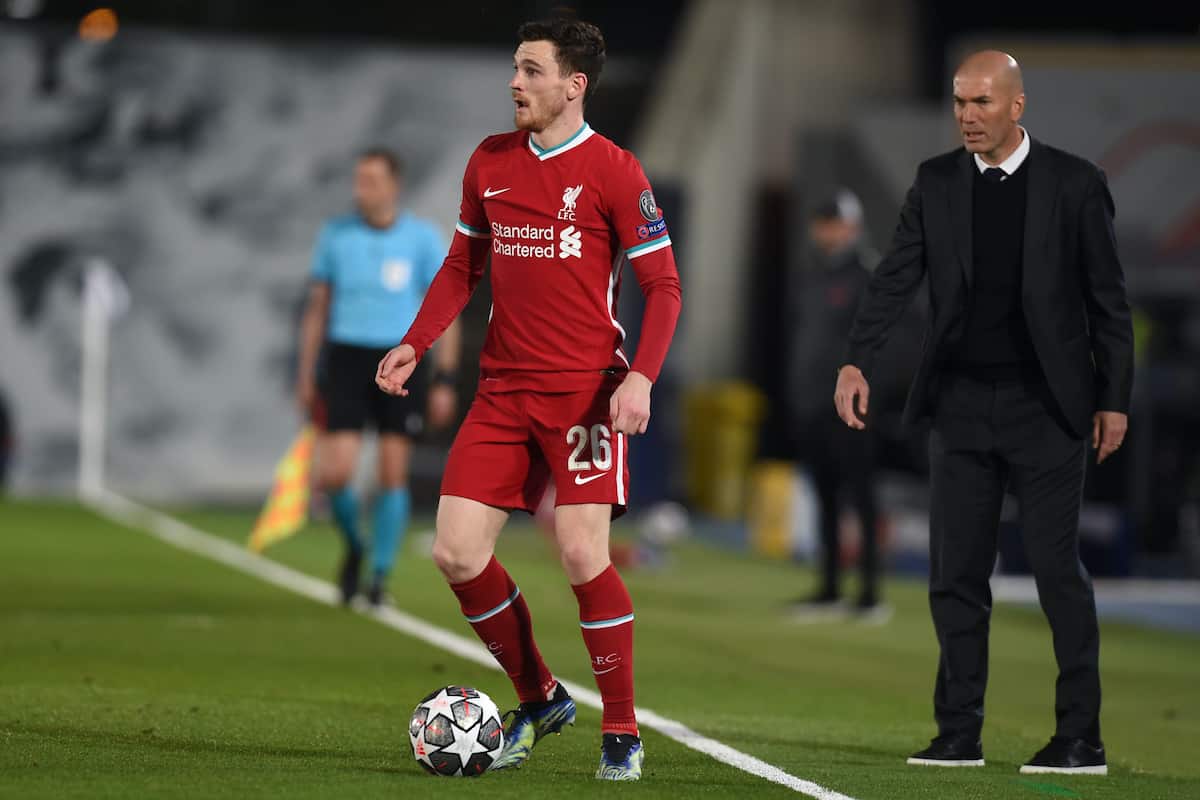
[610,371,652,436]
[427,384,457,430]
[1092,410,1128,464]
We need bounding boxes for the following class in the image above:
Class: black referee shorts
[318,342,427,437]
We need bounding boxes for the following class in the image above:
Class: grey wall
[0,26,512,498]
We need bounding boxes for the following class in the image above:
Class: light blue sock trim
[579,613,635,630]
[465,587,521,623]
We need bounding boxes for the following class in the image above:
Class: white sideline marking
[85,489,859,799]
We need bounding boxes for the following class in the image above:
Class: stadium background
[1,2,1199,798]
[3,0,1198,578]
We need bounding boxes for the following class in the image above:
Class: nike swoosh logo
[592,666,619,675]
[483,187,511,198]
[574,472,610,486]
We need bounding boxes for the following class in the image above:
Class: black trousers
[928,373,1100,743]
[797,416,879,601]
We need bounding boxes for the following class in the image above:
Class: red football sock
[450,556,556,704]
[572,564,638,736]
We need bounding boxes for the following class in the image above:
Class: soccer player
[376,17,681,781]
[297,148,461,607]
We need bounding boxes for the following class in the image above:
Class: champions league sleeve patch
[635,217,668,240]
[638,189,660,221]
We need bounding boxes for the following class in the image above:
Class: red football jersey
[402,124,681,392]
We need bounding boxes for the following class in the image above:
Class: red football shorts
[441,383,630,518]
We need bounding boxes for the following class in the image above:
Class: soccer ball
[409,685,504,777]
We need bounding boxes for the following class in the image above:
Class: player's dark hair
[358,148,404,180]
[517,15,606,103]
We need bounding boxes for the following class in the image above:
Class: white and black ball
[409,685,504,777]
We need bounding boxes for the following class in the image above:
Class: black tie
[982,167,1006,184]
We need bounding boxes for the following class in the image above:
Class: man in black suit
[834,51,1132,776]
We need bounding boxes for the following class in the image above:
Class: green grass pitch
[1,498,1197,798]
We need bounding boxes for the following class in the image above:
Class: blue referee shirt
[311,212,447,348]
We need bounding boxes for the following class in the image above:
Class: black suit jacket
[845,137,1134,438]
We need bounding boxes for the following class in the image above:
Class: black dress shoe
[906,734,984,767]
[1020,737,1107,775]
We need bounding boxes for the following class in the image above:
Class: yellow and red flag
[249,425,316,552]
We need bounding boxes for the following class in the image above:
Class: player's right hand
[834,365,869,430]
[376,344,418,396]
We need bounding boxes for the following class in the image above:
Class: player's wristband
[431,370,457,388]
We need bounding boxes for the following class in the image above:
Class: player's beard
[515,93,567,133]
[514,106,533,131]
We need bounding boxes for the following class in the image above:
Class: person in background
[296,148,461,607]
[787,189,886,621]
